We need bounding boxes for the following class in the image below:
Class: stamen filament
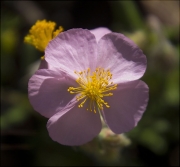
[67,68,117,113]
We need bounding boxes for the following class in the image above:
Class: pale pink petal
[102,80,149,134]
[97,33,147,83]
[47,102,102,146]
[90,27,112,42]
[45,29,98,79]
[28,69,77,118]
[38,59,49,69]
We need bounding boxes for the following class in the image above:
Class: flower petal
[45,28,98,78]
[28,69,77,118]
[97,33,147,83]
[47,102,102,146]
[90,27,112,42]
[38,59,49,69]
[102,80,149,134]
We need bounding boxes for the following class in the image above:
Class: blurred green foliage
[1,1,179,166]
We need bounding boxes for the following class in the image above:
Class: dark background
[1,1,179,166]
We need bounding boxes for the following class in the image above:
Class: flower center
[24,20,63,52]
[68,68,117,113]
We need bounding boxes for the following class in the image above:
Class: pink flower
[90,27,112,42]
[28,28,149,146]
[39,27,112,69]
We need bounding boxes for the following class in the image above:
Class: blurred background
[1,1,179,166]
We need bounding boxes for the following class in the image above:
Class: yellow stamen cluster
[24,19,63,52]
[68,68,117,113]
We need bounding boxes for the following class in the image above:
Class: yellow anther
[41,56,45,60]
[24,20,63,52]
[67,67,117,113]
